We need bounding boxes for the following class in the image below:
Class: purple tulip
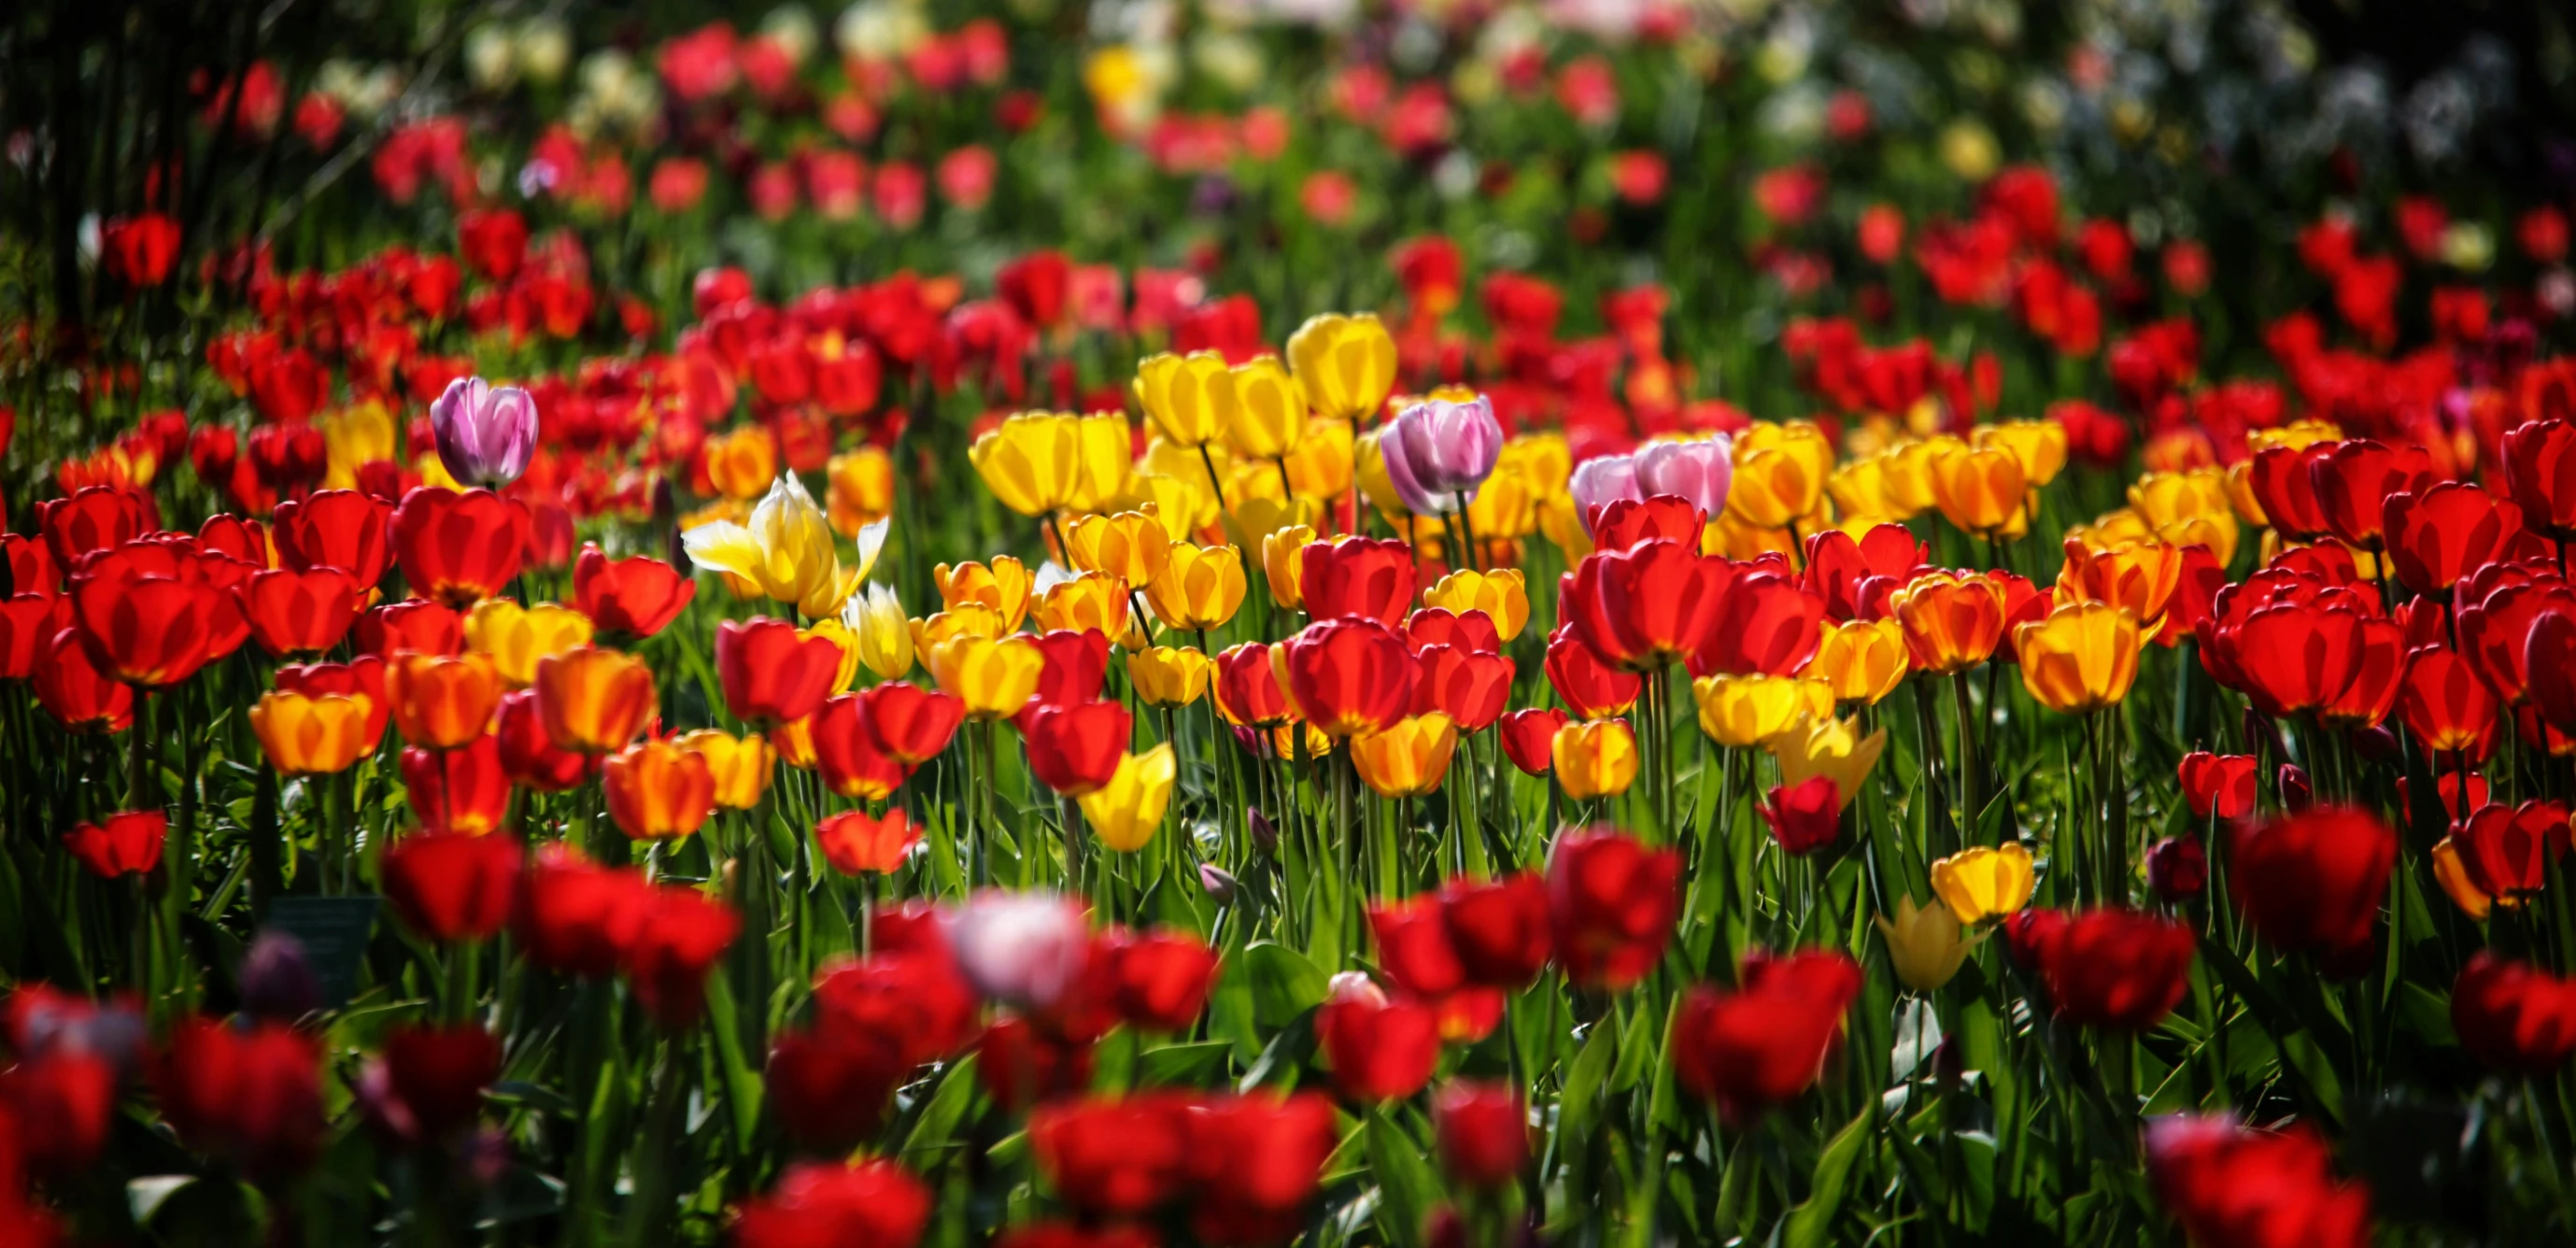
[1633,434,1734,517]
[1567,453,1641,532]
[1378,394,1503,514]
[430,376,537,486]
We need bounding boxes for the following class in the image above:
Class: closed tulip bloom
[1278,618,1416,738]
[1259,524,1315,609]
[1673,949,1863,1123]
[390,488,530,608]
[1695,570,1826,678]
[2055,538,2183,626]
[271,489,391,587]
[2452,953,2576,1074]
[35,627,134,732]
[1434,1081,1529,1190]
[1316,981,1440,1101]
[1213,643,1295,726]
[675,729,771,810]
[464,599,594,687]
[1133,350,1233,448]
[1931,843,2036,923]
[1498,708,1570,775]
[715,617,842,729]
[1422,568,1530,641]
[2383,482,2524,594]
[2431,838,2496,919]
[1761,775,1844,855]
[602,741,717,841]
[683,475,875,619]
[933,634,1045,720]
[429,376,537,487]
[841,584,915,680]
[1876,896,1978,992]
[1027,702,1133,797]
[1547,626,1643,718]
[2504,418,2576,539]
[702,427,780,502]
[2451,801,2571,904]
[797,618,866,695]
[2033,908,2198,1030]
[1378,394,1504,514]
[1218,355,1309,460]
[2013,602,2145,714]
[1352,713,1460,798]
[1771,713,1888,798]
[1635,435,1734,518]
[621,886,742,1028]
[1973,419,2069,488]
[810,696,908,799]
[573,546,695,641]
[2229,807,2397,973]
[240,568,364,658]
[1928,444,2029,537]
[381,828,522,943]
[1287,313,1398,422]
[63,810,166,879]
[1063,511,1170,588]
[250,689,377,775]
[970,411,1131,517]
[401,735,510,834]
[1890,571,2007,674]
[1079,745,1177,852]
[150,1016,327,1185]
[858,682,966,764]
[389,653,502,749]
[1028,572,1126,643]
[533,645,656,753]
[1301,537,1416,628]
[1692,674,1833,747]
[71,561,248,688]
[2311,438,2435,552]
[1552,717,1638,800]
[1804,618,1909,704]
[932,557,1033,633]
[1548,829,1681,990]
[1144,541,1246,631]
[496,689,590,790]
[1412,644,1513,730]
[2399,645,2501,762]
[2177,751,2259,820]
[1128,645,1211,707]
[815,809,919,875]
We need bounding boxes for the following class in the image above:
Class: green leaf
[1558,1015,1618,1146]
[1782,1102,1872,1248]
[902,1057,982,1166]
[1366,1113,1441,1248]
[1139,1041,1232,1088]
[1244,941,1328,1029]
[701,973,767,1154]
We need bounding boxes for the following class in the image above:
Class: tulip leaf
[1365,1113,1441,1248]
[1139,1040,1231,1087]
[700,973,766,1154]
[1558,1014,1618,1146]
[901,1057,981,1165]
[1782,1102,1873,1248]
[1244,941,1327,1029]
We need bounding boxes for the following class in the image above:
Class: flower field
[7,0,2576,1244]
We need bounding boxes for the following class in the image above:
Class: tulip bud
[2278,764,2313,813]
[238,932,322,1024]
[2241,706,2285,762]
[2147,836,2208,903]
[2350,725,2399,764]
[1198,863,1238,903]
[1247,806,1277,851]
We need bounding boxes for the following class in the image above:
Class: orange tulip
[2055,538,2182,627]
[1889,572,2007,674]
[388,653,502,749]
[1352,714,1459,798]
[675,729,772,810]
[534,645,658,754]
[602,741,716,841]
[248,689,377,775]
[2012,602,2145,714]
[1929,444,2028,537]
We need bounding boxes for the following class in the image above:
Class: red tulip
[1370,897,1467,998]
[2245,444,2334,543]
[72,548,250,687]
[1183,1092,1339,1245]
[39,486,158,569]
[102,212,180,286]
[3,1050,117,1180]
[619,885,741,1028]
[2309,439,2432,551]
[1693,570,1824,677]
[812,948,980,1067]
[1547,827,1679,990]
[2452,953,2576,1074]
[390,487,530,607]
[1277,617,1416,738]
[1404,607,1502,656]
[573,546,695,640]
[1025,701,1131,796]
[2212,603,2363,716]
[513,846,649,977]
[2145,1115,2373,1248]
[2382,482,2523,594]
[1543,625,1641,719]
[151,1016,326,1184]
[378,1024,502,1142]
[1759,775,1843,856]
[2176,751,2257,820]
[1030,1093,1193,1216]
[2156,545,2229,646]
[357,599,465,658]
[0,593,68,679]
[716,617,842,728]
[975,1016,1096,1110]
[1213,643,1295,727]
[2452,801,2571,902]
[63,810,166,878]
[765,1028,910,1152]
[2229,807,2397,973]
[2397,645,2499,763]
[1590,495,1703,550]
[400,734,512,834]
[858,681,965,764]
[457,207,530,281]
[2460,581,2576,704]
[2504,418,2576,540]
[1102,928,1220,1032]
[815,809,919,874]
[1497,707,1570,775]
[380,828,522,943]
[1300,537,1416,627]
[240,567,364,657]
[1316,981,1440,1101]
[732,1160,933,1248]
[34,626,134,731]
[1673,948,1862,1123]
[1561,538,1730,671]
[1805,523,1930,620]
[4,532,59,597]
[1014,629,1113,732]
[1439,872,1552,986]
[2318,615,2406,729]
[811,694,910,800]
[496,688,590,790]
[272,489,392,587]
[2029,907,2196,1029]
[195,513,266,566]
[1434,1081,1528,1189]
[2147,836,2209,902]
[1410,644,1512,730]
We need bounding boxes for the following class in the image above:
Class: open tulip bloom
[18,7,2576,1245]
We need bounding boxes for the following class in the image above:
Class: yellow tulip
[1422,569,1531,641]
[675,729,773,810]
[1063,510,1171,587]
[1134,351,1233,448]
[1079,744,1177,852]
[800,617,865,694]
[1353,430,1413,519]
[826,446,895,538]
[1352,714,1459,798]
[1973,419,2069,488]
[1878,439,1950,516]
[1285,418,1356,501]
[911,606,1004,657]
[1226,495,1318,556]
[1929,444,2028,537]
[969,411,1131,517]
[1692,674,1835,747]
[1771,713,1889,799]
[1875,895,1979,992]
[318,402,397,491]
[843,584,914,680]
[248,690,375,775]
[1220,355,1309,460]
[704,426,781,501]
[1496,433,1573,502]
[1727,423,1832,528]
[1034,570,1133,639]
[933,557,1032,633]
[932,634,1045,720]
[1803,618,1910,705]
[1145,542,1247,632]
[1890,571,2007,675]
[1128,645,1212,707]
[1261,524,1317,610]
[1552,718,1639,801]
[682,475,885,618]
[1829,456,1904,521]
[1468,461,1540,543]
[1537,494,1592,559]
[2012,602,2145,714]
[465,599,596,688]
[1930,844,2037,924]
[2126,468,2232,529]
[1286,313,1398,422]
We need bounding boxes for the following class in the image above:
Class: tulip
[2055,537,2183,625]
[1316,981,1440,1102]
[573,546,695,641]
[493,689,589,790]
[1143,541,1246,631]
[1079,745,1178,851]
[970,411,1130,517]
[2384,482,2524,594]
[1673,949,1862,1123]
[249,689,376,775]
[381,829,521,943]
[371,1023,503,1145]
[1548,828,1680,990]
[1551,717,1637,801]
[240,568,364,658]
[1876,895,1978,991]
[1300,537,1416,628]
[508,846,647,977]
[1726,424,1831,529]
[1433,1081,1528,1190]
[931,633,1045,720]
[1213,355,1307,461]
[1411,644,1513,730]
[2504,418,2576,539]
[358,599,464,659]
[703,427,780,502]
[826,447,896,538]
[462,599,593,688]
[2012,601,2144,714]
[1062,511,1170,588]
[2229,807,2397,973]
[39,486,157,569]
[842,584,915,680]
[1026,1093,1193,1218]
[2177,751,2258,820]
[1695,569,1825,678]
[71,560,246,688]
[809,696,909,800]
[1377,393,1503,515]
[763,1029,910,1155]
[732,1162,932,1248]
[1546,625,1642,718]
[2312,439,2436,552]
[1351,713,1460,798]
[532,645,656,754]
[1259,524,1315,609]
[815,809,919,875]
[675,729,772,810]
[1101,929,1221,1033]
[273,489,392,588]
[943,891,1093,1011]
[1277,618,1416,738]
[1804,618,1909,704]
[859,681,966,764]
[715,617,842,729]
[63,810,166,878]
[1973,419,2069,488]
[602,741,717,841]
[684,475,880,619]
[2144,1116,2373,1248]
[1413,573,1526,647]
[2143,835,2207,902]
[429,376,536,487]
[1930,843,2035,923]
[1803,523,1930,620]
[2431,837,2496,920]
[1027,702,1133,797]
[2030,907,2198,1029]
[389,653,502,749]
[2451,801,2571,903]
[2210,602,2366,717]
[401,735,510,834]
[1890,571,2006,674]
[1127,645,1211,707]
[150,1017,325,1184]
[1135,350,1234,449]
[390,488,530,608]
[2452,953,2576,1074]
[1770,713,1888,799]
[932,557,1034,633]
[2398,645,2501,763]
[1562,538,1729,671]
[1437,873,1553,986]
[1498,707,1570,775]
[1286,313,1397,421]
[620,885,742,1028]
